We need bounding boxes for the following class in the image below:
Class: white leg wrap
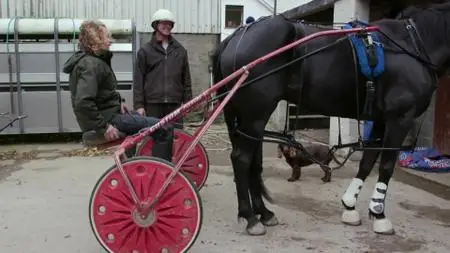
[369,182,394,235]
[341,178,364,226]
[369,182,387,215]
[342,178,364,208]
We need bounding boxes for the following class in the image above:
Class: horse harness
[214,17,440,173]
[344,20,384,118]
[404,19,438,82]
[345,18,438,119]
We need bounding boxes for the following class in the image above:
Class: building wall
[0,0,221,33]
[220,0,270,40]
[1,0,221,124]
[220,0,313,41]
[218,0,313,129]
[277,0,314,13]
[1,0,222,98]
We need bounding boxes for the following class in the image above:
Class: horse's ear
[395,11,404,20]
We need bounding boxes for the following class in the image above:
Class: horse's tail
[211,45,223,86]
[211,35,238,138]
[259,176,274,203]
[212,32,237,102]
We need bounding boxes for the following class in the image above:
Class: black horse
[212,3,448,236]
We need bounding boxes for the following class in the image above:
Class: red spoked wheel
[136,129,210,191]
[89,157,203,253]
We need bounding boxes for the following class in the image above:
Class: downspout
[274,0,277,15]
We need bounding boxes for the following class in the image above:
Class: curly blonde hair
[78,20,110,55]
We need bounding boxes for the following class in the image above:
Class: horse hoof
[373,218,395,235]
[246,221,266,236]
[261,214,279,227]
[287,177,296,182]
[341,210,362,226]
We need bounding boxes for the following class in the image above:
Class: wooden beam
[280,0,340,20]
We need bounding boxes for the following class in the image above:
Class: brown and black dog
[277,142,333,182]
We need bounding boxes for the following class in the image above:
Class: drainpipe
[274,0,277,16]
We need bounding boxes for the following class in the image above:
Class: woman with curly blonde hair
[62,19,173,160]
[77,20,112,55]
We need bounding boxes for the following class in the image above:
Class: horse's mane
[395,2,450,46]
[396,6,422,19]
[397,2,450,17]
[431,1,450,11]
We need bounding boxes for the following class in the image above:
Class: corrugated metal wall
[0,0,221,33]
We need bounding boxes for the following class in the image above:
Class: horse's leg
[341,121,385,226]
[368,119,410,235]
[249,141,279,227]
[224,106,266,236]
[231,133,267,235]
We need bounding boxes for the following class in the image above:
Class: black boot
[124,145,137,158]
[151,125,174,162]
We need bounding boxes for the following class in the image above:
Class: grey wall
[139,33,219,97]
[138,33,220,121]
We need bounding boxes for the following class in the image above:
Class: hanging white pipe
[0,18,133,35]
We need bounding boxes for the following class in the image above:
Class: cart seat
[82,130,127,146]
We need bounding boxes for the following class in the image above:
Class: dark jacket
[133,34,192,109]
[63,50,122,134]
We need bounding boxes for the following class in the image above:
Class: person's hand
[120,103,129,114]
[136,108,146,116]
[104,124,120,141]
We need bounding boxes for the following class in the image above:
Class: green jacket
[63,51,122,134]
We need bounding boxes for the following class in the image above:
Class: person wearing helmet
[133,9,192,129]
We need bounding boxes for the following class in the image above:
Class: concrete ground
[0,125,450,253]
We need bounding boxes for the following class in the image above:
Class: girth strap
[343,20,385,118]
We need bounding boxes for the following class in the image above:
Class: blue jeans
[109,111,173,160]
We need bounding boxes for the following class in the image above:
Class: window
[225,5,243,28]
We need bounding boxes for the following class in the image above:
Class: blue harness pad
[343,22,385,80]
